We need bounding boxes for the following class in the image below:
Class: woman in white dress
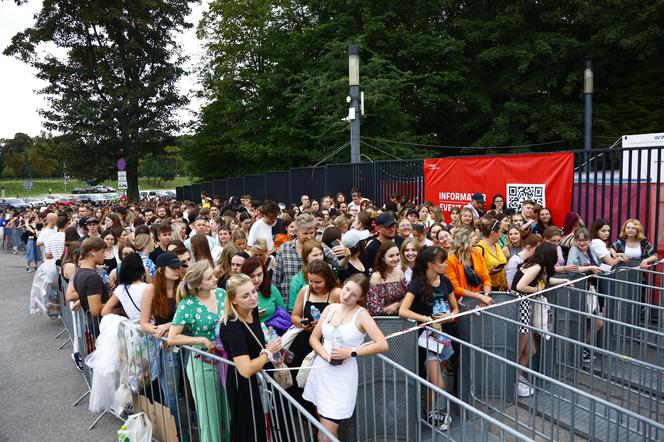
[303,273,389,441]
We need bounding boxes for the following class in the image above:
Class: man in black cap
[80,216,101,241]
[465,192,485,220]
[361,212,402,270]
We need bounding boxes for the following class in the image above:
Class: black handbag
[463,255,483,287]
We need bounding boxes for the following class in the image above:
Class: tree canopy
[4,0,194,199]
[187,0,664,180]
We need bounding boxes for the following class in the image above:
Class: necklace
[334,305,358,326]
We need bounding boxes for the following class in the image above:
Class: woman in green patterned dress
[168,261,230,442]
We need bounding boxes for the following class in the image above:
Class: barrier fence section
[50,262,663,441]
[429,267,664,441]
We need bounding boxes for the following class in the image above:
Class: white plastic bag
[112,383,133,415]
[29,260,59,317]
[586,284,599,315]
[87,315,125,412]
[532,295,552,340]
[124,413,153,442]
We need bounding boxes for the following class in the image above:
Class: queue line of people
[22,188,659,441]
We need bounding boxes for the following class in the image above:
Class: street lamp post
[584,60,593,151]
[349,45,361,164]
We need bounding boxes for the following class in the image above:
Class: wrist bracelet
[260,349,273,362]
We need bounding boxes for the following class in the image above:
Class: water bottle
[330,325,343,366]
[261,323,271,341]
[432,299,443,316]
[440,300,450,315]
[310,305,322,321]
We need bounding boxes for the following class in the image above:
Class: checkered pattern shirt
[273,239,339,308]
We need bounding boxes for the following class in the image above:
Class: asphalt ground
[0,251,117,441]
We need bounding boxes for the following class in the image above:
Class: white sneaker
[427,410,452,431]
[517,381,534,397]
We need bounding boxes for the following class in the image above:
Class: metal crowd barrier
[350,353,535,442]
[57,307,338,441]
[445,268,664,441]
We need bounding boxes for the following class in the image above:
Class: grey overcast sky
[0,0,208,139]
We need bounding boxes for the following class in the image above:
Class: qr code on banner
[506,184,546,211]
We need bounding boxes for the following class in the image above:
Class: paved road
[0,251,117,441]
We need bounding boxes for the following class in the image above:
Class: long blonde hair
[451,226,474,263]
[221,274,253,324]
[400,237,421,272]
[176,261,211,303]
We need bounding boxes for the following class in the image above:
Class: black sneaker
[71,352,84,372]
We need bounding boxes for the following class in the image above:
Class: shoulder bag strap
[241,320,265,350]
[124,284,141,312]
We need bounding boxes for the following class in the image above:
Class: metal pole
[584,59,593,150]
[349,45,361,164]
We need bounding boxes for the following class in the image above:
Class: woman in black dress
[220,274,282,442]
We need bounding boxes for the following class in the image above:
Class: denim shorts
[425,344,454,363]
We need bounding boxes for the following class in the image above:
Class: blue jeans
[157,346,184,431]
[12,228,25,252]
[26,238,41,265]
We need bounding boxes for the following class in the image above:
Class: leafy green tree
[188,0,664,180]
[140,146,186,186]
[5,0,193,200]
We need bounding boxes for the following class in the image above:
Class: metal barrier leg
[54,327,67,339]
[57,337,71,350]
[72,390,89,407]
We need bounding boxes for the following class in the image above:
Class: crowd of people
[4,188,658,441]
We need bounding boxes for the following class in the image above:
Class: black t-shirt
[149,246,165,264]
[361,236,404,270]
[406,274,454,317]
[73,267,110,313]
[220,309,265,360]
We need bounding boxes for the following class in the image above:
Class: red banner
[424,152,574,224]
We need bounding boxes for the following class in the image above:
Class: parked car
[71,187,87,194]
[23,197,47,207]
[0,198,32,210]
[156,190,176,198]
[87,185,115,193]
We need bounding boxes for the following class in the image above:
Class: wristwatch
[350,348,358,358]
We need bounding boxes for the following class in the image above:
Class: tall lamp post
[349,45,361,164]
[584,60,593,151]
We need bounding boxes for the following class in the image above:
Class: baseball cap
[406,208,418,216]
[376,212,396,227]
[156,252,182,269]
[341,229,371,249]
[471,192,485,203]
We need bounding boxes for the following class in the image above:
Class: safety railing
[439,270,664,441]
[64,310,339,441]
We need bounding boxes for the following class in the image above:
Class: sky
[0,0,208,139]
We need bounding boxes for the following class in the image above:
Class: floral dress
[366,278,408,315]
[173,288,226,343]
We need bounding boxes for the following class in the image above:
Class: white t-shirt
[114,282,147,322]
[247,218,275,252]
[37,227,56,246]
[590,239,611,260]
[625,244,642,259]
[45,232,66,260]
[506,253,525,290]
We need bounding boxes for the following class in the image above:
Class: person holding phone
[477,215,508,291]
[399,246,458,431]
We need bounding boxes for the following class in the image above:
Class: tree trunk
[126,152,140,202]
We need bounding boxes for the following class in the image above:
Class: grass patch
[0,177,190,197]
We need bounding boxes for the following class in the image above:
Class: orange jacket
[444,249,491,297]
